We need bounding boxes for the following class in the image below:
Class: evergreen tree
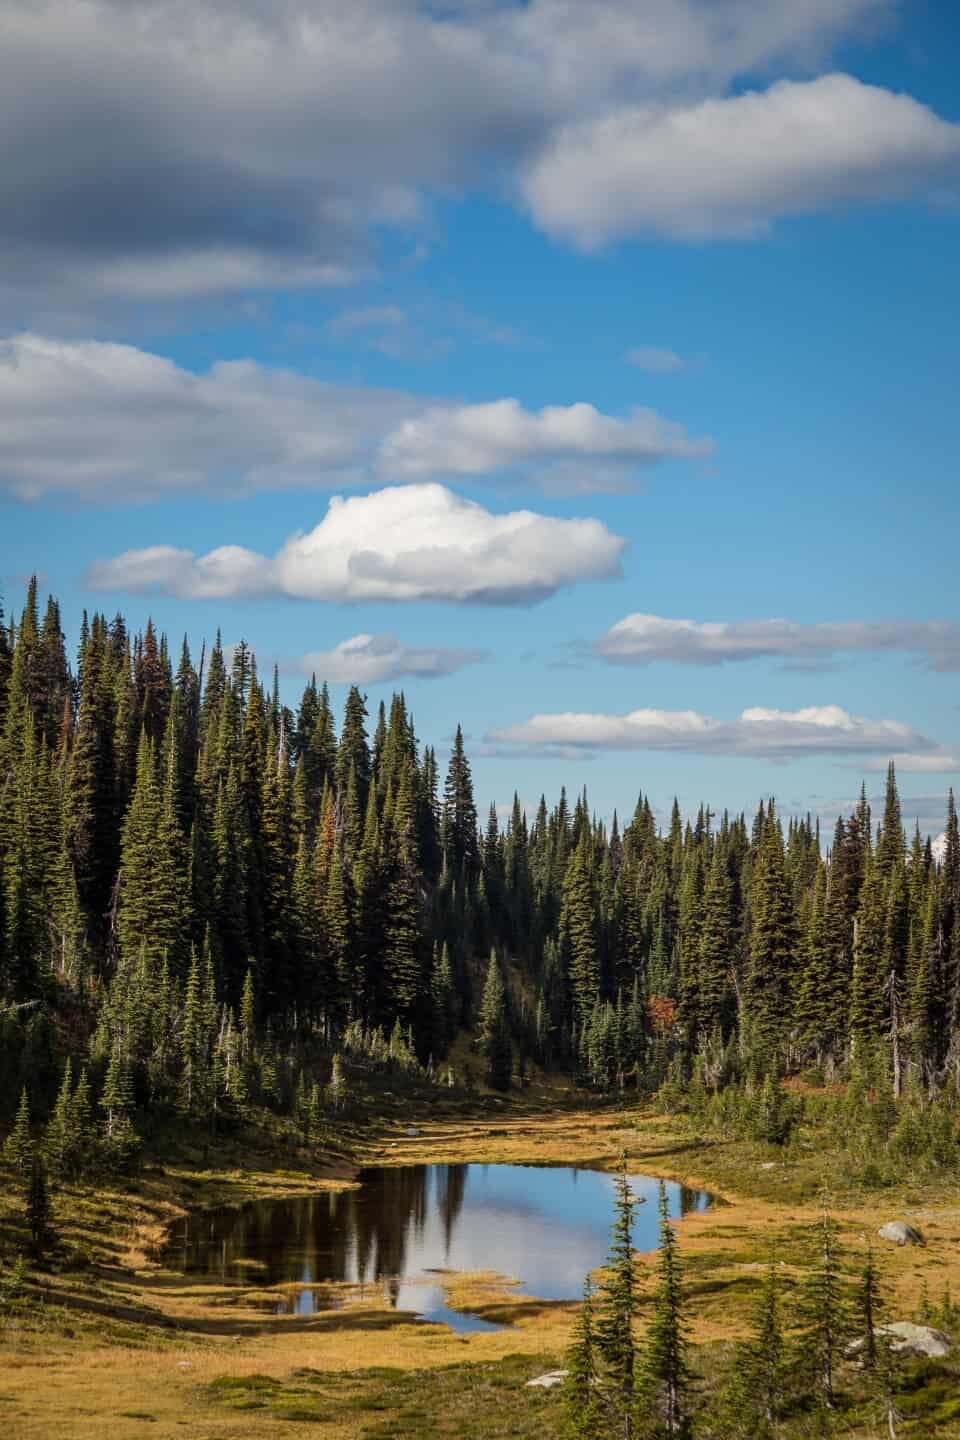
[116,732,187,971]
[4,1087,33,1177]
[443,725,478,873]
[563,1276,602,1439]
[337,687,371,814]
[720,1262,784,1439]
[27,1156,53,1257]
[382,765,426,1032]
[797,1201,848,1413]
[640,1181,690,1440]
[562,835,600,1025]
[44,1059,75,1176]
[698,841,734,1040]
[478,950,512,1089]
[596,1161,638,1440]
[70,1066,94,1174]
[858,1241,881,1370]
[851,859,888,1047]
[430,942,456,1058]
[100,1046,136,1159]
[745,807,795,1068]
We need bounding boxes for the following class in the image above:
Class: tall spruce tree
[443,724,478,873]
[563,1276,602,1439]
[745,806,795,1070]
[596,1161,638,1440]
[478,950,512,1089]
[720,1261,784,1439]
[797,1200,848,1413]
[4,1087,32,1177]
[640,1181,690,1440]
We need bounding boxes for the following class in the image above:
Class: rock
[760,1162,776,1171]
[877,1221,924,1247]
[525,1371,568,1390]
[406,1127,421,1137]
[847,1323,952,1360]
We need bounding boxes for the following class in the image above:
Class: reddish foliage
[647,994,677,1033]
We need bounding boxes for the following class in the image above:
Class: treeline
[1,579,959,1171]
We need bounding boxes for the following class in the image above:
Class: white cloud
[379,397,710,489]
[87,544,273,600]
[297,632,486,684]
[84,250,358,301]
[0,333,412,501]
[625,346,685,373]
[0,334,711,501]
[0,2,910,311]
[87,482,627,605]
[488,703,957,767]
[595,614,960,670]
[524,74,960,246]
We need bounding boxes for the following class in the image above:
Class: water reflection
[164,1164,712,1330]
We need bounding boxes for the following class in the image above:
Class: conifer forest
[4,577,958,1150]
[3,578,960,1438]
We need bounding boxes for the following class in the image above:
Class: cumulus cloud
[524,74,960,246]
[0,334,709,501]
[379,398,710,490]
[297,632,486,684]
[595,614,960,671]
[625,347,685,372]
[0,2,918,311]
[488,703,958,767]
[87,483,627,604]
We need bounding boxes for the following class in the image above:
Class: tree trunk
[890,968,902,1101]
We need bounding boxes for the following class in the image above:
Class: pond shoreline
[160,1157,715,1330]
[7,1097,959,1438]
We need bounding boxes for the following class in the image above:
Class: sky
[1,0,958,840]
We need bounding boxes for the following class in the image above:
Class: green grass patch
[207,1373,281,1394]
[204,1355,566,1439]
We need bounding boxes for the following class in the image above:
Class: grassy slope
[2,1086,960,1438]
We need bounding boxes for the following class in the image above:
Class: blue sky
[1,0,958,838]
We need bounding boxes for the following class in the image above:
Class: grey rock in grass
[525,1371,568,1389]
[877,1221,924,1246]
[847,1322,952,1360]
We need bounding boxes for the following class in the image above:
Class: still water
[165,1164,712,1332]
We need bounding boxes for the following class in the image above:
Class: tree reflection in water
[164,1163,713,1326]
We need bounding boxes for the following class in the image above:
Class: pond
[164,1163,713,1332]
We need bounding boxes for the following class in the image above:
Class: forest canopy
[0,577,957,1162]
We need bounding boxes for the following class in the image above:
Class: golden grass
[3,1097,960,1437]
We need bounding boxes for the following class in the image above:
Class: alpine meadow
[1,3,959,1439]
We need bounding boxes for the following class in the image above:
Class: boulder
[847,1323,952,1360]
[525,1371,568,1389]
[877,1221,924,1247]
